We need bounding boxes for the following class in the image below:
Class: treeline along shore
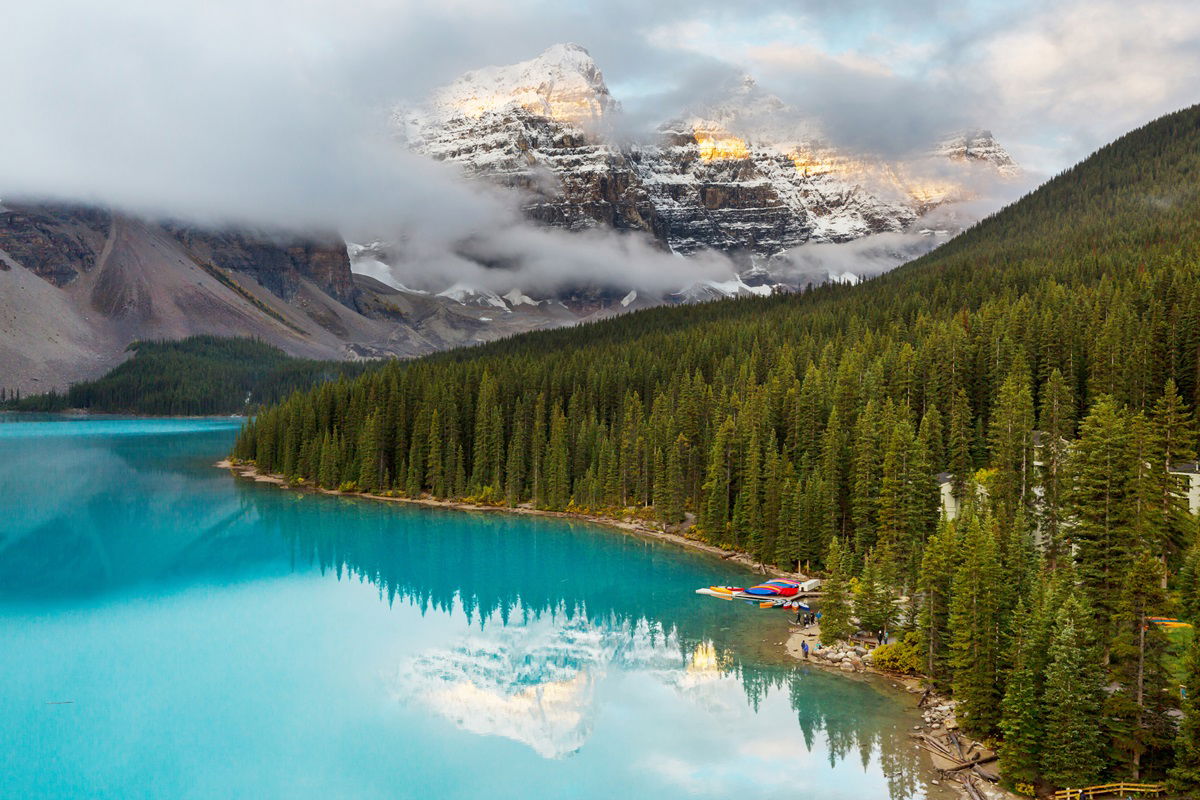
[230,108,1200,794]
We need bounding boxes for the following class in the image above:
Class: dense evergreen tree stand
[1040,596,1106,788]
[3,336,370,415]
[231,106,1200,789]
[1169,632,1200,793]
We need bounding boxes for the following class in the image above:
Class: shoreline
[217,457,1009,800]
[784,626,1016,800]
[216,459,798,579]
[1,409,247,420]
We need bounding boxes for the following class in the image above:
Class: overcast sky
[1,0,1196,248]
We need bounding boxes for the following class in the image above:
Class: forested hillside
[232,106,1200,791]
[2,336,371,415]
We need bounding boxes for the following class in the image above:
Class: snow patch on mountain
[936,130,1021,177]
[674,276,774,304]
[438,283,511,310]
[502,288,540,307]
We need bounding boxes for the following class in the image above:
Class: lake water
[0,415,938,799]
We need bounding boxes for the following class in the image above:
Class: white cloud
[0,0,1194,291]
[961,0,1200,171]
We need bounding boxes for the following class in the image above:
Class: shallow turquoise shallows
[0,415,935,800]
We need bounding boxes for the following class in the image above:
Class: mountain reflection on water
[0,417,934,800]
[256,453,929,799]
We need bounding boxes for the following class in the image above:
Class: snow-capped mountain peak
[423,43,617,128]
[935,129,1021,177]
[381,44,1022,325]
[660,72,814,152]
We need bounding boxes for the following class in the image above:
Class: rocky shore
[785,625,1020,800]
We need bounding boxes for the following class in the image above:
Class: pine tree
[734,427,764,557]
[281,416,299,478]
[820,406,849,546]
[912,412,942,535]
[918,518,961,685]
[948,387,974,502]
[425,409,445,497]
[1128,411,1164,561]
[529,391,547,506]
[921,403,946,473]
[453,442,467,496]
[852,401,881,555]
[989,364,1035,519]
[406,421,425,496]
[504,408,526,507]
[1037,368,1074,568]
[1105,550,1173,779]
[1069,395,1135,634]
[701,417,737,543]
[1181,531,1200,623]
[357,412,382,492]
[544,404,570,510]
[875,418,913,560]
[618,390,643,505]
[791,362,824,462]
[471,371,502,492]
[659,433,688,524]
[317,431,338,489]
[999,597,1043,789]
[949,515,1004,735]
[820,537,855,643]
[1168,630,1200,794]
[855,551,895,635]
[761,443,784,563]
[1149,379,1197,566]
[776,476,801,568]
[1040,595,1105,789]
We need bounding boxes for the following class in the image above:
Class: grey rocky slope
[0,203,607,393]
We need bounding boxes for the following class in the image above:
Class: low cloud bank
[773,231,946,288]
[365,224,736,297]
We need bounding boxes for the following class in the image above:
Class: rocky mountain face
[2,44,1022,392]
[391,44,1019,282]
[0,203,607,393]
[393,44,662,238]
[165,226,359,306]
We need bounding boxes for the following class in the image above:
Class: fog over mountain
[3,0,1195,233]
[2,0,1197,391]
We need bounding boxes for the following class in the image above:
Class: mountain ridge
[0,203,617,393]
[390,43,1019,282]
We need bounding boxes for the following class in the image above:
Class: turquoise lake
[0,415,940,799]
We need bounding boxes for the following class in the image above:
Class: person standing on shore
[801,640,809,659]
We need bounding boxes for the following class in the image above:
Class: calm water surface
[0,415,936,799]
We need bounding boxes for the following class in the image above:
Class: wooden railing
[1051,783,1165,799]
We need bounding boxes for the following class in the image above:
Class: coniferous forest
[2,336,372,415]
[232,107,1200,791]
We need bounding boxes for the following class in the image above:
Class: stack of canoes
[695,579,809,610]
[1148,616,1193,629]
